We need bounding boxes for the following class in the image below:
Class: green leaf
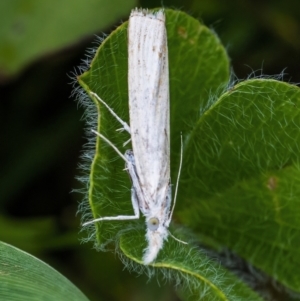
[76,8,265,300]
[78,7,229,257]
[0,241,89,301]
[0,0,136,77]
[77,5,300,299]
[120,231,264,301]
[177,79,300,292]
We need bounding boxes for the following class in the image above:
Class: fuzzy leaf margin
[120,231,264,301]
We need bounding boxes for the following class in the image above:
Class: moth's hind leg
[82,186,140,226]
[82,133,141,227]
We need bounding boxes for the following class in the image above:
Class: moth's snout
[147,217,160,231]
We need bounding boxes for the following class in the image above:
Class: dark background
[1,0,299,300]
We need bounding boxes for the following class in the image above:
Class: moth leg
[125,150,149,214]
[91,129,127,162]
[90,91,131,134]
[82,188,140,226]
[82,131,141,227]
[122,138,131,147]
[82,183,140,226]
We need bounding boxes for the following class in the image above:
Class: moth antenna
[168,133,183,223]
[168,230,188,245]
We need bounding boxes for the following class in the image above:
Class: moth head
[147,217,160,231]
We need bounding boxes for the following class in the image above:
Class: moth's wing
[128,10,170,207]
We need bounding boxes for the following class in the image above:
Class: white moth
[83,9,184,264]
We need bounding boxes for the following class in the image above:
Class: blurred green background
[0,0,299,300]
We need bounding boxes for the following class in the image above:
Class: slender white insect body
[83,9,178,265]
[128,9,171,264]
